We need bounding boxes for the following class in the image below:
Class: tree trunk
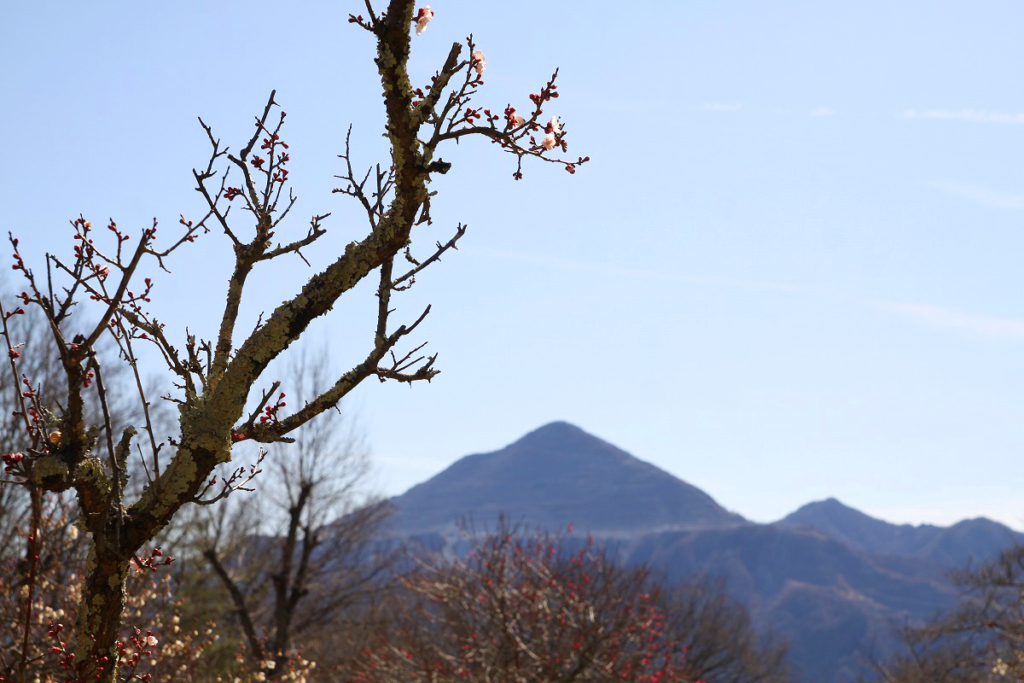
[75,544,130,683]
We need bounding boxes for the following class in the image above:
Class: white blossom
[472,50,486,75]
[415,6,433,35]
[542,133,557,151]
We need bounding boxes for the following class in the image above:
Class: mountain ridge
[777,496,1023,567]
[387,421,747,535]
[373,421,1020,683]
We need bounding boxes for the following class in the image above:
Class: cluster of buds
[2,306,24,322]
[2,451,24,473]
[261,132,289,152]
[122,277,154,316]
[106,218,131,245]
[259,392,287,424]
[245,127,293,188]
[71,223,99,271]
[178,215,199,243]
[46,622,78,672]
[528,82,559,106]
[10,237,26,273]
[10,405,44,434]
[115,628,159,679]
[132,547,173,573]
[73,218,98,249]
[462,107,486,125]
[411,85,429,110]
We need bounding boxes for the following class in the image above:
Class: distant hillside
[386,421,746,535]
[373,422,1022,683]
[778,497,1023,566]
[621,524,957,683]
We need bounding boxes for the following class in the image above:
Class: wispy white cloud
[897,109,1024,125]
[697,102,742,112]
[884,303,1024,339]
[926,181,1024,210]
[809,107,836,117]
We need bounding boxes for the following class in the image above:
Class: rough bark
[75,547,131,681]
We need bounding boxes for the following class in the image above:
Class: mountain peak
[512,420,587,444]
[385,422,746,536]
[781,498,890,535]
[795,498,866,519]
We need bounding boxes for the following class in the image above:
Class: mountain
[778,498,1023,566]
[378,422,1021,683]
[621,525,957,683]
[386,421,746,535]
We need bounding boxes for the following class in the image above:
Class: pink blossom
[542,133,557,151]
[145,635,158,647]
[415,6,433,35]
[549,116,562,134]
[472,50,486,76]
[512,113,525,127]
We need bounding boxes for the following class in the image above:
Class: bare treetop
[0,2,587,680]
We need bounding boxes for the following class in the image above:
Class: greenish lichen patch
[107,564,128,589]
[72,457,112,495]
[148,449,199,521]
[30,455,71,490]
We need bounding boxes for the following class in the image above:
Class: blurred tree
[190,352,396,680]
[873,544,1024,683]
[661,577,791,683]
[341,527,792,683]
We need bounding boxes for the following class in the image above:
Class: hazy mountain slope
[374,422,1019,683]
[778,498,1022,566]
[622,524,959,682]
[766,580,901,683]
[623,525,954,618]
[386,421,746,535]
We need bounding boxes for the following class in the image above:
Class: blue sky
[3,1,1023,528]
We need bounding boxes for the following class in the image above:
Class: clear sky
[3,1,1023,529]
